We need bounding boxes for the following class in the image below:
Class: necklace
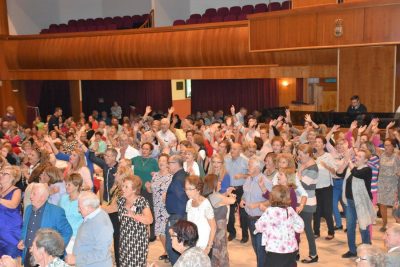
[0,184,13,198]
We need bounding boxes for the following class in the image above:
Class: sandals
[301,255,319,264]
[159,254,168,261]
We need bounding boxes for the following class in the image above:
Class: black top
[48,115,59,132]
[345,166,372,200]
[347,104,368,119]
[165,169,188,216]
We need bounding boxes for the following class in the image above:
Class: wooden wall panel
[0,81,27,123]
[69,81,82,121]
[279,14,318,49]
[292,0,337,9]
[277,78,297,107]
[0,0,8,35]
[364,5,400,43]
[6,65,337,81]
[395,45,400,110]
[339,46,396,112]
[249,18,280,51]
[316,9,364,46]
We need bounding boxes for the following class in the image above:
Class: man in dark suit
[18,183,72,267]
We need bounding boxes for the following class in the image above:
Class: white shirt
[388,246,400,253]
[186,199,214,249]
[315,152,337,189]
[117,145,140,161]
[183,161,200,176]
[157,129,177,147]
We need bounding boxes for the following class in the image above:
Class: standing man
[157,118,177,151]
[347,95,368,123]
[66,191,113,267]
[225,143,249,243]
[48,107,63,133]
[165,155,188,264]
[19,183,72,267]
[241,158,270,267]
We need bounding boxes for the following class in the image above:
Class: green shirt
[131,156,159,188]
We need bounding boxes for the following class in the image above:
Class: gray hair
[356,244,386,267]
[32,183,50,200]
[79,191,100,209]
[170,154,184,168]
[249,157,264,172]
[34,228,65,257]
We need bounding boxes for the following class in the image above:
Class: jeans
[248,216,266,267]
[227,186,249,238]
[332,179,346,227]
[165,214,185,265]
[300,211,317,256]
[346,198,371,254]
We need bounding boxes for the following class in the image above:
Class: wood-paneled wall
[338,46,396,112]
[249,0,400,51]
[292,0,337,9]
[0,0,8,35]
[277,78,297,107]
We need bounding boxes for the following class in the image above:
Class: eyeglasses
[355,257,368,263]
[168,161,177,164]
[185,187,196,191]
[171,234,178,238]
[0,172,10,176]
[212,161,223,164]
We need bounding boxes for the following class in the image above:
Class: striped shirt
[367,155,380,193]
[299,164,319,213]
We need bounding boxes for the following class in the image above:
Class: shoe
[344,228,347,233]
[240,236,248,243]
[314,234,320,238]
[379,226,387,232]
[342,251,357,258]
[159,254,168,260]
[377,210,382,218]
[340,211,346,218]
[228,234,236,241]
[296,253,300,261]
[325,235,334,240]
[334,226,343,231]
[301,255,318,263]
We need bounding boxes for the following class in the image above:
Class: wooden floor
[147,213,394,267]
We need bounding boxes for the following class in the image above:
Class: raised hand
[145,106,152,115]
[358,125,367,135]
[332,124,340,132]
[386,121,396,129]
[230,105,235,115]
[350,120,358,130]
[168,106,175,114]
[370,118,379,127]
[304,114,312,123]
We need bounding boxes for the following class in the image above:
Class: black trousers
[109,212,120,267]
[313,186,335,236]
[227,186,249,238]
[266,251,297,267]
[141,189,155,239]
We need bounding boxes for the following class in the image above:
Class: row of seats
[40,14,150,34]
[173,2,291,26]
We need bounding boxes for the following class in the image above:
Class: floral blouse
[255,206,304,254]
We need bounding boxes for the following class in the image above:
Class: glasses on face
[355,257,368,263]
[212,161,223,164]
[168,161,177,164]
[171,234,178,238]
[185,187,196,191]
[0,172,10,176]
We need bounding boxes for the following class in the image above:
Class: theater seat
[242,5,254,14]
[204,8,217,17]
[254,3,268,13]
[186,18,199,24]
[200,16,211,23]
[210,16,223,23]
[173,19,186,26]
[269,2,282,11]
[281,1,292,10]
[237,13,248,21]
[190,14,201,20]
[229,6,242,15]
[217,7,229,17]
[67,19,78,27]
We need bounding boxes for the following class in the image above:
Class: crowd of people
[0,97,399,267]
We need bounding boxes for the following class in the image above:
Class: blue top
[58,194,83,237]
[243,173,271,217]
[166,169,188,216]
[225,156,249,186]
[219,174,231,194]
[0,188,22,258]
[25,204,45,249]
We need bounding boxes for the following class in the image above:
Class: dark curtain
[81,80,172,116]
[24,80,71,123]
[191,79,278,113]
[296,78,304,102]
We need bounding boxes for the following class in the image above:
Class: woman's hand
[204,245,212,255]
[17,240,24,250]
[296,204,305,214]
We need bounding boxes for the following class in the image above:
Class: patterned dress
[377,153,400,206]
[117,196,150,267]
[150,172,172,236]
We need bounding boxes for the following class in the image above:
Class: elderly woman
[185,175,216,256]
[170,220,211,267]
[145,154,172,261]
[203,174,236,267]
[30,228,69,267]
[58,173,83,238]
[356,244,385,267]
[0,166,22,258]
[39,166,66,205]
[183,147,200,176]
[118,175,153,267]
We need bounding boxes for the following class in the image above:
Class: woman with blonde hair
[39,166,66,205]
[208,154,231,194]
[183,147,200,176]
[0,165,22,258]
[65,149,92,191]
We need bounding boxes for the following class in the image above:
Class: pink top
[255,206,304,253]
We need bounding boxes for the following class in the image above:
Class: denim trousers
[346,198,371,254]
[165,214,185,265]
[248,216,266,267]
[332,179,345,227]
